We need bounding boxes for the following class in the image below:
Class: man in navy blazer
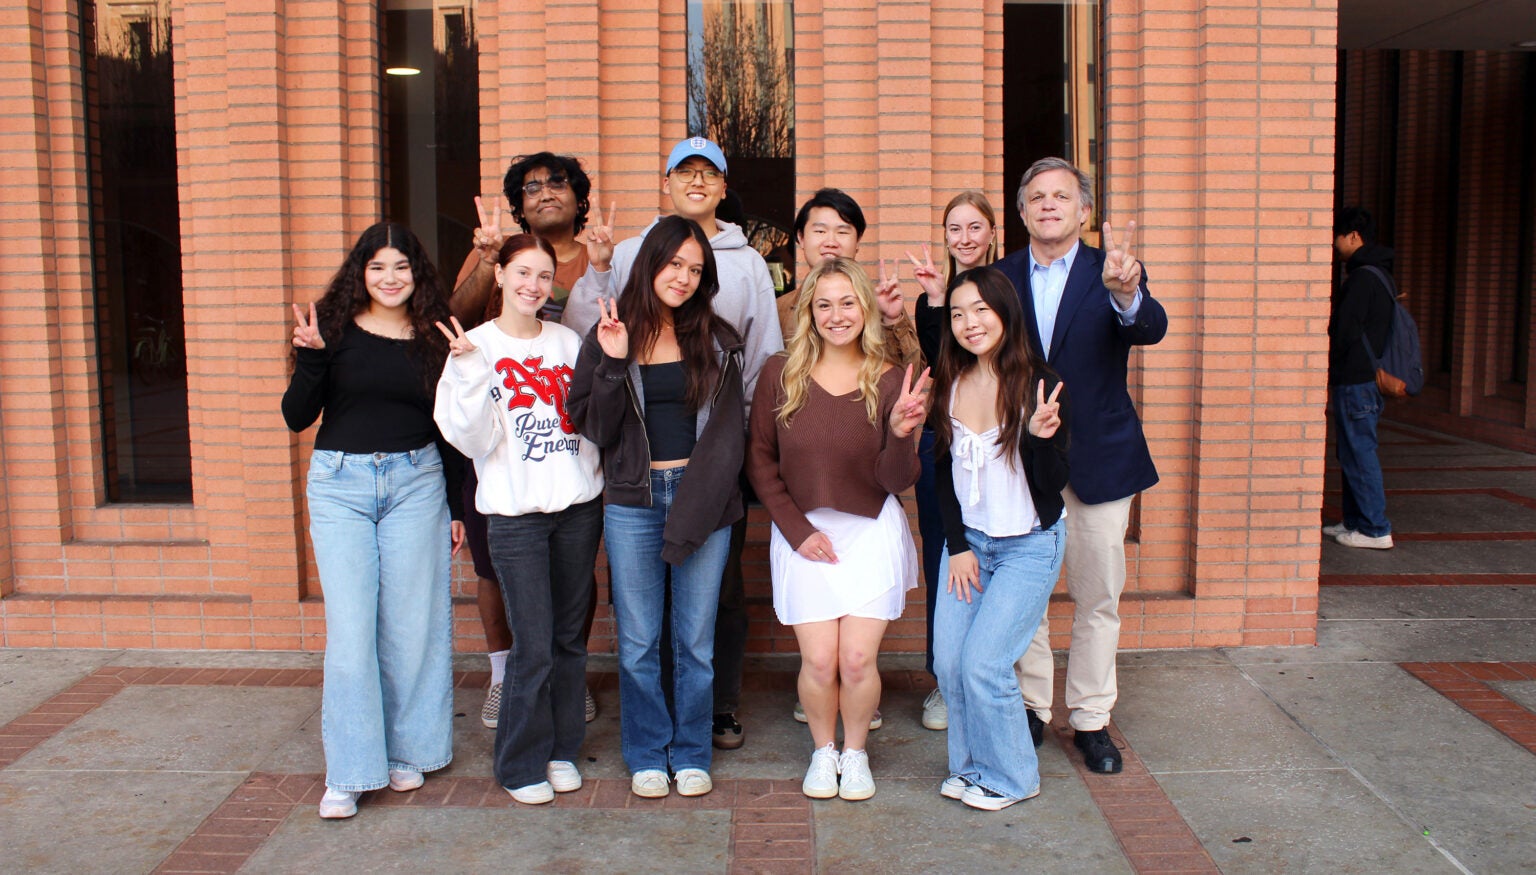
[995,157,1168,774]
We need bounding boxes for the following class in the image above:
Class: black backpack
[1357,265,1425,397]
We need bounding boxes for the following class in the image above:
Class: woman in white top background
[434,234,605,805]
[919,266,1069,811]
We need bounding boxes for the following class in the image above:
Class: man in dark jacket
[1325,207,1396,549]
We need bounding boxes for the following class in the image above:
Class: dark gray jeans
[487,498,603,790]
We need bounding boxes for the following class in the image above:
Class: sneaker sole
[507,786,555,805]
[921,715,948,731]
[838,785,875,801]
[712,732,744,750]
[677,782,712,797]
[803,783,838,799]
[940,781,966,800]
[317,804,357,819]
[388,775,424,792]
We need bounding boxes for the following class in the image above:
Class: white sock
[488,650,509,686]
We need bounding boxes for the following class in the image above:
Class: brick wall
[0,0,1339,653]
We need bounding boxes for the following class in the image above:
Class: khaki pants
[1014,486,1132,732]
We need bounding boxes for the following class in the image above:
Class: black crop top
[281,322,465,519]
[639,361,697,463]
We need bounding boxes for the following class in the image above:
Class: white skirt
[769,494,919,625]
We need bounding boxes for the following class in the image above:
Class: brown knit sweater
[747,355,920,549]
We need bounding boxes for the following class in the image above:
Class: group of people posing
[282,137,1167,819]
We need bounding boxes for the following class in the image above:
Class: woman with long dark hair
[282,222,465,820]
[434,234,604,805]
[568,215,747,800]
[747,257,928,801]
[920,266,1068,811]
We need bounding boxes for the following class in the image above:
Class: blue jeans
[934,520,1065,800]
[307,445,455,792]
[1332,382,1391,537]
[604,467,732,775]
[915,428,944,677]
[487,498,603,790]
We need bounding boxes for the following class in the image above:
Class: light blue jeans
[934,520,1065,800]
[603,466,732,776]
[307,445,455,792]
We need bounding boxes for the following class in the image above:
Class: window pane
[382,1,480,275]
[687,0,795,286]
[82,1,192,503]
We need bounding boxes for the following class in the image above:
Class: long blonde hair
[777,257,889,428]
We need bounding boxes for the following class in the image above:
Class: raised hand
[907,244,944,306]
[797,531,839,564]
[946,550,983,603]
[472,195,506,264]
[875,259,905,322]
[292,301,325,350]
[1101,219,1142,304]
[595,297,629,359]
[888,363,932,438]
[577,200,618,271]
[434,316,478,357]
[1027,379,1063,438]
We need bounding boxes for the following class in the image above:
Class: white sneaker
[802,743,840,799]
[675,768,713,797]
[631,769,669,798]
[837,748,875,801]
[922,688,948,730]
[387,768,423,792]
[1321,522,1351,537]
[1336,530,1394,549]
[507,781,554,805]
[318,788,359,819]
[940,775,970,800]
[546,761,582,793]
[795,701,882,730]
[481,682,502,729]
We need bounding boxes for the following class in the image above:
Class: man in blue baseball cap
[564,136,782,755]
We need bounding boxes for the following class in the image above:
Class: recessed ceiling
[1339,0,1536,50]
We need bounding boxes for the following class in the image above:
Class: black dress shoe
[712,712,744,750]
[1026,710,1044,748]
[1073,728,1123,773]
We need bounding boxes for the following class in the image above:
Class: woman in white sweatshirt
[434,234,604,805]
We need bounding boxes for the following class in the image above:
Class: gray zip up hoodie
[562,217,782,413]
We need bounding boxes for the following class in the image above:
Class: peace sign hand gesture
[888,363,932,439]
[472,195,506,264]
[595,297,629,359]
[875,259,905,323]
[1101,220,1143,305]
[1027,379,1064,438]
[292,302,326,350]
[434,316,478,357]
[907,244,944,306]
[577,200,619,271]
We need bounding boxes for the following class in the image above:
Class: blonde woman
[746,257,929,801]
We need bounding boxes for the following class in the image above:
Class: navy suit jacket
[995,243,1167,504]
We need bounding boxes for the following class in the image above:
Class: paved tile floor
[1,421,1534,874]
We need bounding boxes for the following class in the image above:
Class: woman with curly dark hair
[281,222,466,820]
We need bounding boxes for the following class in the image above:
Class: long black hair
[305,222,451,390]
[616,215,725,411]
[932,267,1061,469]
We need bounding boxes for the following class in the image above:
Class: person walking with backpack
[1325,207,1397,549]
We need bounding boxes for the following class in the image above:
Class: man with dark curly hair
[448,152,598,732]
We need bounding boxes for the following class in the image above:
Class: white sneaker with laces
[547,761,582,793]
[940,774,970,800]
[802,743,840,799]
[388,768,423,792]
[674,768,713,797]
[318,788,359,819]
[837,748,875,801]
[631,769,669,798]
[922,688,948,730]
[507,781,555,805]
[1336,530,1394,549]
[1321,522,1351,537]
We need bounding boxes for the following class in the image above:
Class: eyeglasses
[669,167,724,184]
[521,176,569,197]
